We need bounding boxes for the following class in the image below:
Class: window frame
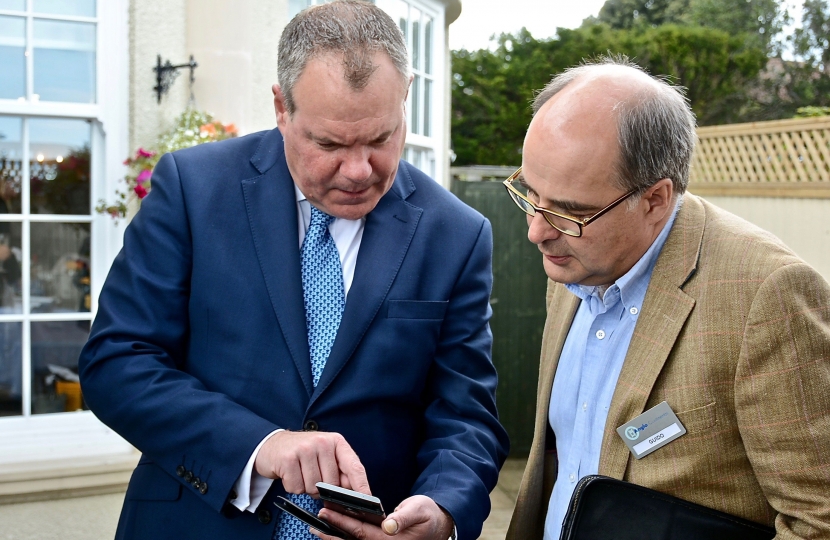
[0,0,130,461]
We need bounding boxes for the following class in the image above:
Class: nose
[527,212,561,245]
[340,146,372,182]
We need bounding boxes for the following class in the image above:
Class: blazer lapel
[310,167,422,405]
[599,195,706,479]
[241,133,314,398]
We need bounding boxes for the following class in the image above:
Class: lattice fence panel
[689,117,830,198]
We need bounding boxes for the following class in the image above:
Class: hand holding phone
[316,482,386,526]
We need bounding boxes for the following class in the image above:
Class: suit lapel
[598,195,706,479]
[241,135,314,398]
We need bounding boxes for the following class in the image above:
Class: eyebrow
[517,174,601,213]
[310,130,394,146]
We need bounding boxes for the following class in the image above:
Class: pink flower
[136,148,155,158]
[134,185,148,199]
[136,169,152,184]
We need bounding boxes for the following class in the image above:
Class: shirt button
[596,330,605,340]
[630,306,639,315]
[569,473,576,482]
[582,402,588,411]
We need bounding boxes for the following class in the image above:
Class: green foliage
[794,105,830,117]
[685,0,787,52]
[792,0,830,69]
[592,0,786,52]
[594,0,690,29]
[451,25,766,166]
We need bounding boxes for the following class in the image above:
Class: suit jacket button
[199,482,208,495]
[184,471,194,482]
[304,420,319,431]
[191,477,201,489]
[176,465,186,477]
[257,508,272,524]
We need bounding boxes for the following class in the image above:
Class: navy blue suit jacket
[79,128,509,540]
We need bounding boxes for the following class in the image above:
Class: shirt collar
[294,183,306,203]
[566,196,683,314]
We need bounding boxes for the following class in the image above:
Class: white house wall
[186,0,288,136]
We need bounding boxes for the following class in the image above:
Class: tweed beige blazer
[507,194,830,540]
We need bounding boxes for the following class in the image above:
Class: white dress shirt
[230,184,365,512]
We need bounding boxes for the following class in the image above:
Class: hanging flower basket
[96,108,237,220]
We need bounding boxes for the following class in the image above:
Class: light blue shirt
[543,199,681,540]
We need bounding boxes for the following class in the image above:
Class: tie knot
[309,205,335,228]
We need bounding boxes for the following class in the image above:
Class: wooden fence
[690,116,830,199]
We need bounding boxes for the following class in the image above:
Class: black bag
[560,475,775,540]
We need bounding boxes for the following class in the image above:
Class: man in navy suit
[78,1,508,540]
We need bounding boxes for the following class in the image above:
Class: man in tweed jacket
[505,58,830,540]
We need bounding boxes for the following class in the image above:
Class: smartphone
[273,496,351,539]
[316,482,386,526]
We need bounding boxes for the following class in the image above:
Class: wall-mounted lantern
[153,55,198,104]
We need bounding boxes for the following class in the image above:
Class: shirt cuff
[230,429,282,512]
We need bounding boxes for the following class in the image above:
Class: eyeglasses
[502,167,639,237]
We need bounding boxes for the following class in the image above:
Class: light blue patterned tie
[276,205,345,540]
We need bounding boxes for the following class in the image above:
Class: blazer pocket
[126,462,182,501]
[675,401,717,434]
[387,300,448,320]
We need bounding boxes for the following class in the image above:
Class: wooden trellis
[689,116,830,199]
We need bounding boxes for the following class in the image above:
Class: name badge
[616,401,686,459]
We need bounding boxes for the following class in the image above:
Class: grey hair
[278,0,410,114]
[531,56,697,197]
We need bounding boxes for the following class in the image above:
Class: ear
[641,178,674,225]
[404,74,414,102]
[273,84,290,129]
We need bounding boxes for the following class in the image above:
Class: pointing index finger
[334,437,370,495]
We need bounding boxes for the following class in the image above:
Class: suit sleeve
[78,153,279,512]
[735,262,830,539]
[410,217,510,540]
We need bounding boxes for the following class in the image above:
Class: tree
[451,25,767,166]
[686,0,788,53]
[593,0,689,29]
[792,0,830,72]
[592,0,787,52]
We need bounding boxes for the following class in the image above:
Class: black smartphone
[315,482,386,526]
[273,496,351,539]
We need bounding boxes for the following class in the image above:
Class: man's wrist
[436,504,456,540]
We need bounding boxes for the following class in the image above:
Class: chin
[326,200,380,221]
[543,259,581,285]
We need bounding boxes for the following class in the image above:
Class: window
[382,0,434,138]
[376,0,442,180]
[0,0,98,419]
[0,0,97,104]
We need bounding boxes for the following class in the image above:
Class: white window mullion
[24,1,33,100]
[20,116,31,416]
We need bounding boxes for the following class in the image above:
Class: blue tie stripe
[276,205,345,540]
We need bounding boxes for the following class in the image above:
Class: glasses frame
[503,167,639,237]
